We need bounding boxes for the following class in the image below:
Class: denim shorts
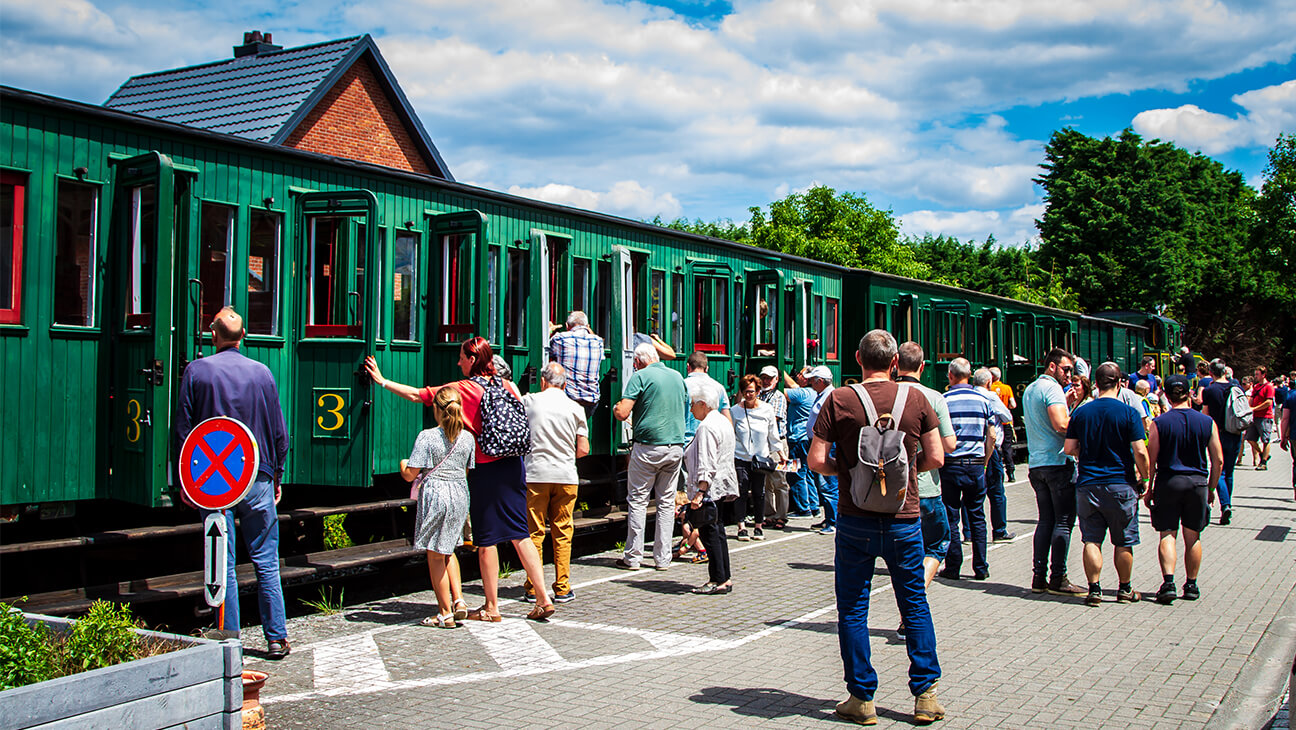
[919,496,951,560]
[1077,482,1140,547]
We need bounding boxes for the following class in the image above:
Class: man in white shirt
[522,363,590,603]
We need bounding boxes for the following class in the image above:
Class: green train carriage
[0,86,848,514]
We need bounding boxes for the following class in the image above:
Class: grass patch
[300,586,345,615]
[498,562,515,579]
[614,540,626,553]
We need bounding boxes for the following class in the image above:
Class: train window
[504,248,527,347]
[54,180,97,326]
[753,283,777,354]
[546,237,568,326]
[811,294,823,360]
[392,231,418,341]
[649,269,665,338]
[825,297,839,360]
[357,224,381,338]
[896,299,914,343]
[486,245,500,344]
[246,210,280,336]
[671,272,685,350]
[594,260,611,342]
[572,258,591,315]
[0,172,22,325]
[784,288,795,354]
[125,185,157,329]
[694,276,728,353]
[199,203,235,326]
[874,302,886,331]
[305,216,364,336]
[984,316,998,362]
[936,311,964,360]
[439,233,473,342]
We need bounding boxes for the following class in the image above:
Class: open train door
[106,153,191,507]
[792,280,810,373]
[528,230,570,391]
[744,268,787,378]
[291,190,379,487]
[609,246,635,450]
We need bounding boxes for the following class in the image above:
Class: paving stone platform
[242,448,1296,728]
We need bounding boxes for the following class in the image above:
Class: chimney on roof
[234,31,282,58]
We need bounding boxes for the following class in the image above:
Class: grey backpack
[846,383,913,514]
[1224,386,1253,435]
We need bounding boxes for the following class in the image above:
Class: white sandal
[452,599,468,621]
[420,613,456,628]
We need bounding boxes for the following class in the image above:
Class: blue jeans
[835,514,940,699]
[814,468,838,526]
[1218,431,1239,508]
[787,438,814,514]
[1029,464,1077,579]
[202,475,287,642]
[919,496,951,560]
[985,449,1009,538]
[940,459,988,576]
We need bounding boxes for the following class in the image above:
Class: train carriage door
[1004,312,1036,402]
[932,300,969,367]
[792,281,810,373]
[609,246,636,448]
[292,190,378,487]
[106,153,190,506]
[529,231,569,388]
[745,268,786,377]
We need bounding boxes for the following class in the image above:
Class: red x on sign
[179,417,260,510]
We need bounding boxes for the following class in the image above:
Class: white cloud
[1132,79,1296,153]
[900,203,1045,245]
[505,180,682,220]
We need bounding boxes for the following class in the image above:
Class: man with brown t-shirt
[810,329,946,725]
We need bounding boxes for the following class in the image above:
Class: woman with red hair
[367,337,555,621]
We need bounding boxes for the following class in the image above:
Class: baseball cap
[1073,357,1090,378]
[1165,373,1191,395]
[759,365,778,377]
[809,365,833,381]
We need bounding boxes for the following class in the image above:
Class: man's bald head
[211,307,245,347]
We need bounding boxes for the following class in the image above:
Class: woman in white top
[684,379,738,594]
[730,374,783,541]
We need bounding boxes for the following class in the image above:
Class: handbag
[409,439,458,500]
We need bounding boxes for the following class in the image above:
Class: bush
[61,601,138,673]
[0,602,57,690]
[322,514,354,550]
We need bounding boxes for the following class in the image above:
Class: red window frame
[0,172,25,325]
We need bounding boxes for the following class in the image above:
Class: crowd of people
[180,304,1294,723]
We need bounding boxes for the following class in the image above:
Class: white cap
[1074,357,1090,378]
[809,366,833,381]
[759,365,778,377]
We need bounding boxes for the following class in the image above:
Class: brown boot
[835,695,878,725]
[1046,575,1087,597]
[914,681,945,723]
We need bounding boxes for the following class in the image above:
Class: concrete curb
[1207,579,1296,729]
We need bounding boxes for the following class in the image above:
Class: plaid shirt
[549,326,604,403]
[759,387,788,439]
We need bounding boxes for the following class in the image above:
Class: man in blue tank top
[1145,374,1223,604]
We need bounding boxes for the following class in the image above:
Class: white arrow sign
[203,512,228,607]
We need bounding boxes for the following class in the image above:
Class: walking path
[243,450,1296,728]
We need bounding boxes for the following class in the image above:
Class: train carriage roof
[4,85,1159,331]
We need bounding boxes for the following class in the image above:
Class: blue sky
[2,0,1293,246]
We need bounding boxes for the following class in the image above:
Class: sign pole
[217,509,226,631]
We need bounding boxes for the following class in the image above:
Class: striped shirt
[942,383,996,458]
[549,326,604,403]
[759,387,788,438]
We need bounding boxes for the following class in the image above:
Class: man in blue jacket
[175,307,291,659]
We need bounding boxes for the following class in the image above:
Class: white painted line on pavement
[465,618,565,670]
[311,632,394,693]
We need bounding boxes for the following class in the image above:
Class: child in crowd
[401,388,475,628]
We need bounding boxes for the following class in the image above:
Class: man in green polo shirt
[614,342,689,570]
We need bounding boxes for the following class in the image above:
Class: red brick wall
[284,57,436,175]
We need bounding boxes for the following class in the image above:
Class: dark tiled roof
[103,35,452,179]
[105,38,362,143]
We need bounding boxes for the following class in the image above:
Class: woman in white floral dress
[401,388,474,628]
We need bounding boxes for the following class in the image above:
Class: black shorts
[1150,474,1210,533]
